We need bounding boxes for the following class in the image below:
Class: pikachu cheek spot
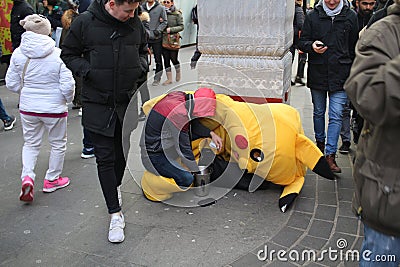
[235,134,248,149]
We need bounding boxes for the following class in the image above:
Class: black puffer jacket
[293,3,305,49]
[298,2,358,91]
[61,0,148,137]
[10,0,34,50]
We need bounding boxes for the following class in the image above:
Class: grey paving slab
[314,205,337,222]
[317,178,336,193]
[121,228,211,267]
[124,196,281,246]
[335,216,359,236]
[338,201,354,218]
[337,188,354,202]
[353,237,364,252]
[198,237,262,267]
[299,235,328,251]
[308,220,334,240]
[1,245,89,267]
[286,211,313,231]
[300,184,316,199]
[304,263,327,267]
[271,226,304,248]
[293,197,316,214]
[230,253,266,267]
[267,260,299,266]
[62,218,153,261]
[336,177,355,190]
[317,192,337,206]
[337,167,353,179]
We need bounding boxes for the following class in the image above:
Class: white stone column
[197,0,294,102]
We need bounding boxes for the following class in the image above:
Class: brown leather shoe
[325,154,341,173]
[316,141,325,154]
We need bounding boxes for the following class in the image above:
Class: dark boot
[312,156,335,180]
[325,154,341,173]
[294,76,305,86]
[316,141,325,154]
[338,141,351,154]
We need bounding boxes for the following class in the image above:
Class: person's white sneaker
[117,186,122,207]
[108,212,125,243]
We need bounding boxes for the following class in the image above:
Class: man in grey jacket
[142,0,167,86]
[344,1,400,266]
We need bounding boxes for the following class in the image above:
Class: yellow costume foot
[141,171,190,202]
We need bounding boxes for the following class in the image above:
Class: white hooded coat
[6,31,75,114]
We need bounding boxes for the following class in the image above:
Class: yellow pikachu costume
[141,93,334,211]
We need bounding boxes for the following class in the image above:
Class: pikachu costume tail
[141,171,190,202]
[295,134,335,180]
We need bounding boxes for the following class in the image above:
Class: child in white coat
[6,14,75,202]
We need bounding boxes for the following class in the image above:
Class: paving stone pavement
[0,47,363,266]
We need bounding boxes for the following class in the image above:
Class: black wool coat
[10,0,34,50]
[298,4,358,92]
[61,0,148,137]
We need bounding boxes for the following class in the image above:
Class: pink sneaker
[43,177,70,193]
[20,176,34,202]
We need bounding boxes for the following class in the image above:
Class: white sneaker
[117,186,122,207]
[78,108,82,116]
[108,212,125,243]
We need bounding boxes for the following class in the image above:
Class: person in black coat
[40,0,63,32]
[298,0,358,173]
[291,0,306,86]
[339,0,375,153]
[367,0,394,26]
[10,0,34,50]
[61,0,147,243]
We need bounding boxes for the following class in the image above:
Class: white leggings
[20,114,67,182]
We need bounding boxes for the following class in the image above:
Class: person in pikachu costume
[140,89,335,212]
[140,88,223,203]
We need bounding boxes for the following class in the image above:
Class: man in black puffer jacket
[61,0,147,243]
[11,0,34,50]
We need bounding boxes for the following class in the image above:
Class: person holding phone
[298,0,358,173]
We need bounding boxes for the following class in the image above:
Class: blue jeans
[340,99,351,143]
[147,152,194,188]
[360,224,400,267]
[310,90,347,155]
[0,98,11,121]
